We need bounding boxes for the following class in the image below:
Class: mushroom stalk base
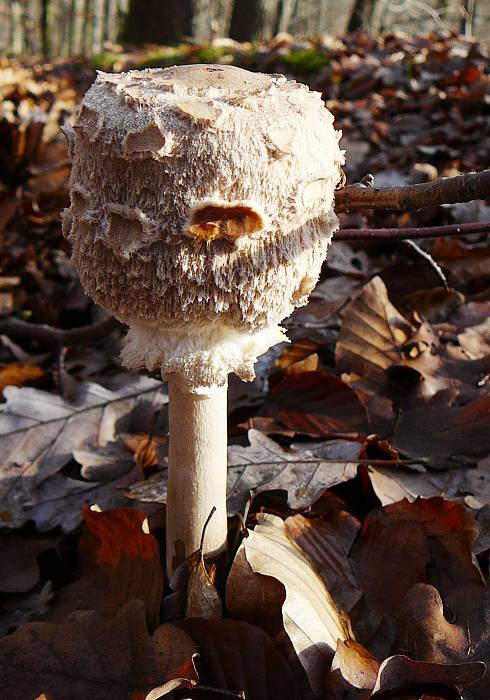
[167,374,228,578]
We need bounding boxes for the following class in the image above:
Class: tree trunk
[92,0,105,52]
[347,0,377,31]
[460,0,477,36]
[229,0,280,41]
[121,0,193,45]
[192,0,233,41]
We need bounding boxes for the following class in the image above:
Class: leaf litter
[0,30,489,700]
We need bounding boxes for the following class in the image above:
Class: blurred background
[0,0,487,57]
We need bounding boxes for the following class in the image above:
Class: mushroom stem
[166,373,228,577]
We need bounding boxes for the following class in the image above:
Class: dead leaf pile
[0,31,489,700]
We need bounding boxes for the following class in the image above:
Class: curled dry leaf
[185,553,223,619]
[0,600,198,700]
[226,512,347,696]
[370,654,485,699]
[179,618,309,700]
[328,638,379,695]
[336,276,449,400]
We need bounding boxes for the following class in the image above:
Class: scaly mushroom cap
[63,64,344,388]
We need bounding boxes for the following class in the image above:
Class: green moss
[91,52,120,71]
[280,49,329,75]
[194,45,232,64]
[137,47,187,69]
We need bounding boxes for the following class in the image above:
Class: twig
[403,239,449,291]
[231,458,427,467]
[335,221,490,241]
[335,169,490,212]
[194,686,245,698]
[0,315,123,349]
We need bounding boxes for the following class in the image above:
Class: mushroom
[63,64,344,577]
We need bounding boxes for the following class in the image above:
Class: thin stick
[0,315,122,349]
[230,458,427,467]
[335,221,490,241]
[403,239,449,291]
[335,169,490,212]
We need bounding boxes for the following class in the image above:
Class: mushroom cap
[63,64,344,387]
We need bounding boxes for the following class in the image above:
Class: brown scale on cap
[188,203,265,241]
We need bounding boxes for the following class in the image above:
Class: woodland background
[0,0,489,56]
[0,1,489,699]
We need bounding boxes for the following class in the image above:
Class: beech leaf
[0,600,198,700]
[227,512,347,695]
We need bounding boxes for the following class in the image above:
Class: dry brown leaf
[393,391,490,468]
[276,339,320,374]
[227,429,358,513]
[45,506,164,630]
[185,552,223,619]
[369,654,485,699]
[0,600,197,700]
[0,535,54,593]
[179,617,310,700]
[350,498,486,648]
[284,512,362,613]
[457,319,490,360]
[0,363,45,396]
[336,276,449,400]
[226,512,347,695]
[328,638,380,695]
[265,371,369,438]
[226,545,286,636]
[394,583,468,663]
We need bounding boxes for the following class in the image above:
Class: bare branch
[0,315,123,349]
[335,221,490,241]
[335,169,490,212]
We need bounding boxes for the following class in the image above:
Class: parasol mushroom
[62,64,344,577]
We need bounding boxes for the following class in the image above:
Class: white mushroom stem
[166,373,228,577]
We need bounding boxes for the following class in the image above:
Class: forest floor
[0,31,489,699]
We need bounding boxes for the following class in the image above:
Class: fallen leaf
[350,498,486,648]
[0,363,45,396]
[185,552,222,619]
[179,617,311,700]
[284,511,362,613]
[366,463,467,506]
[393,392,490,468]
[370,654,485,699]
[336,276,450,400]
[227,512,347,695]
[0,581,53,636]
[394,583,468,663]
[0,374,166,530]
[265,371,369,438]
[458,319,490,360]
[328,638,380,694]
[0,535,54,593]
[227,429,359,512]
[41,507,163,631]
[0,600,197,700]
